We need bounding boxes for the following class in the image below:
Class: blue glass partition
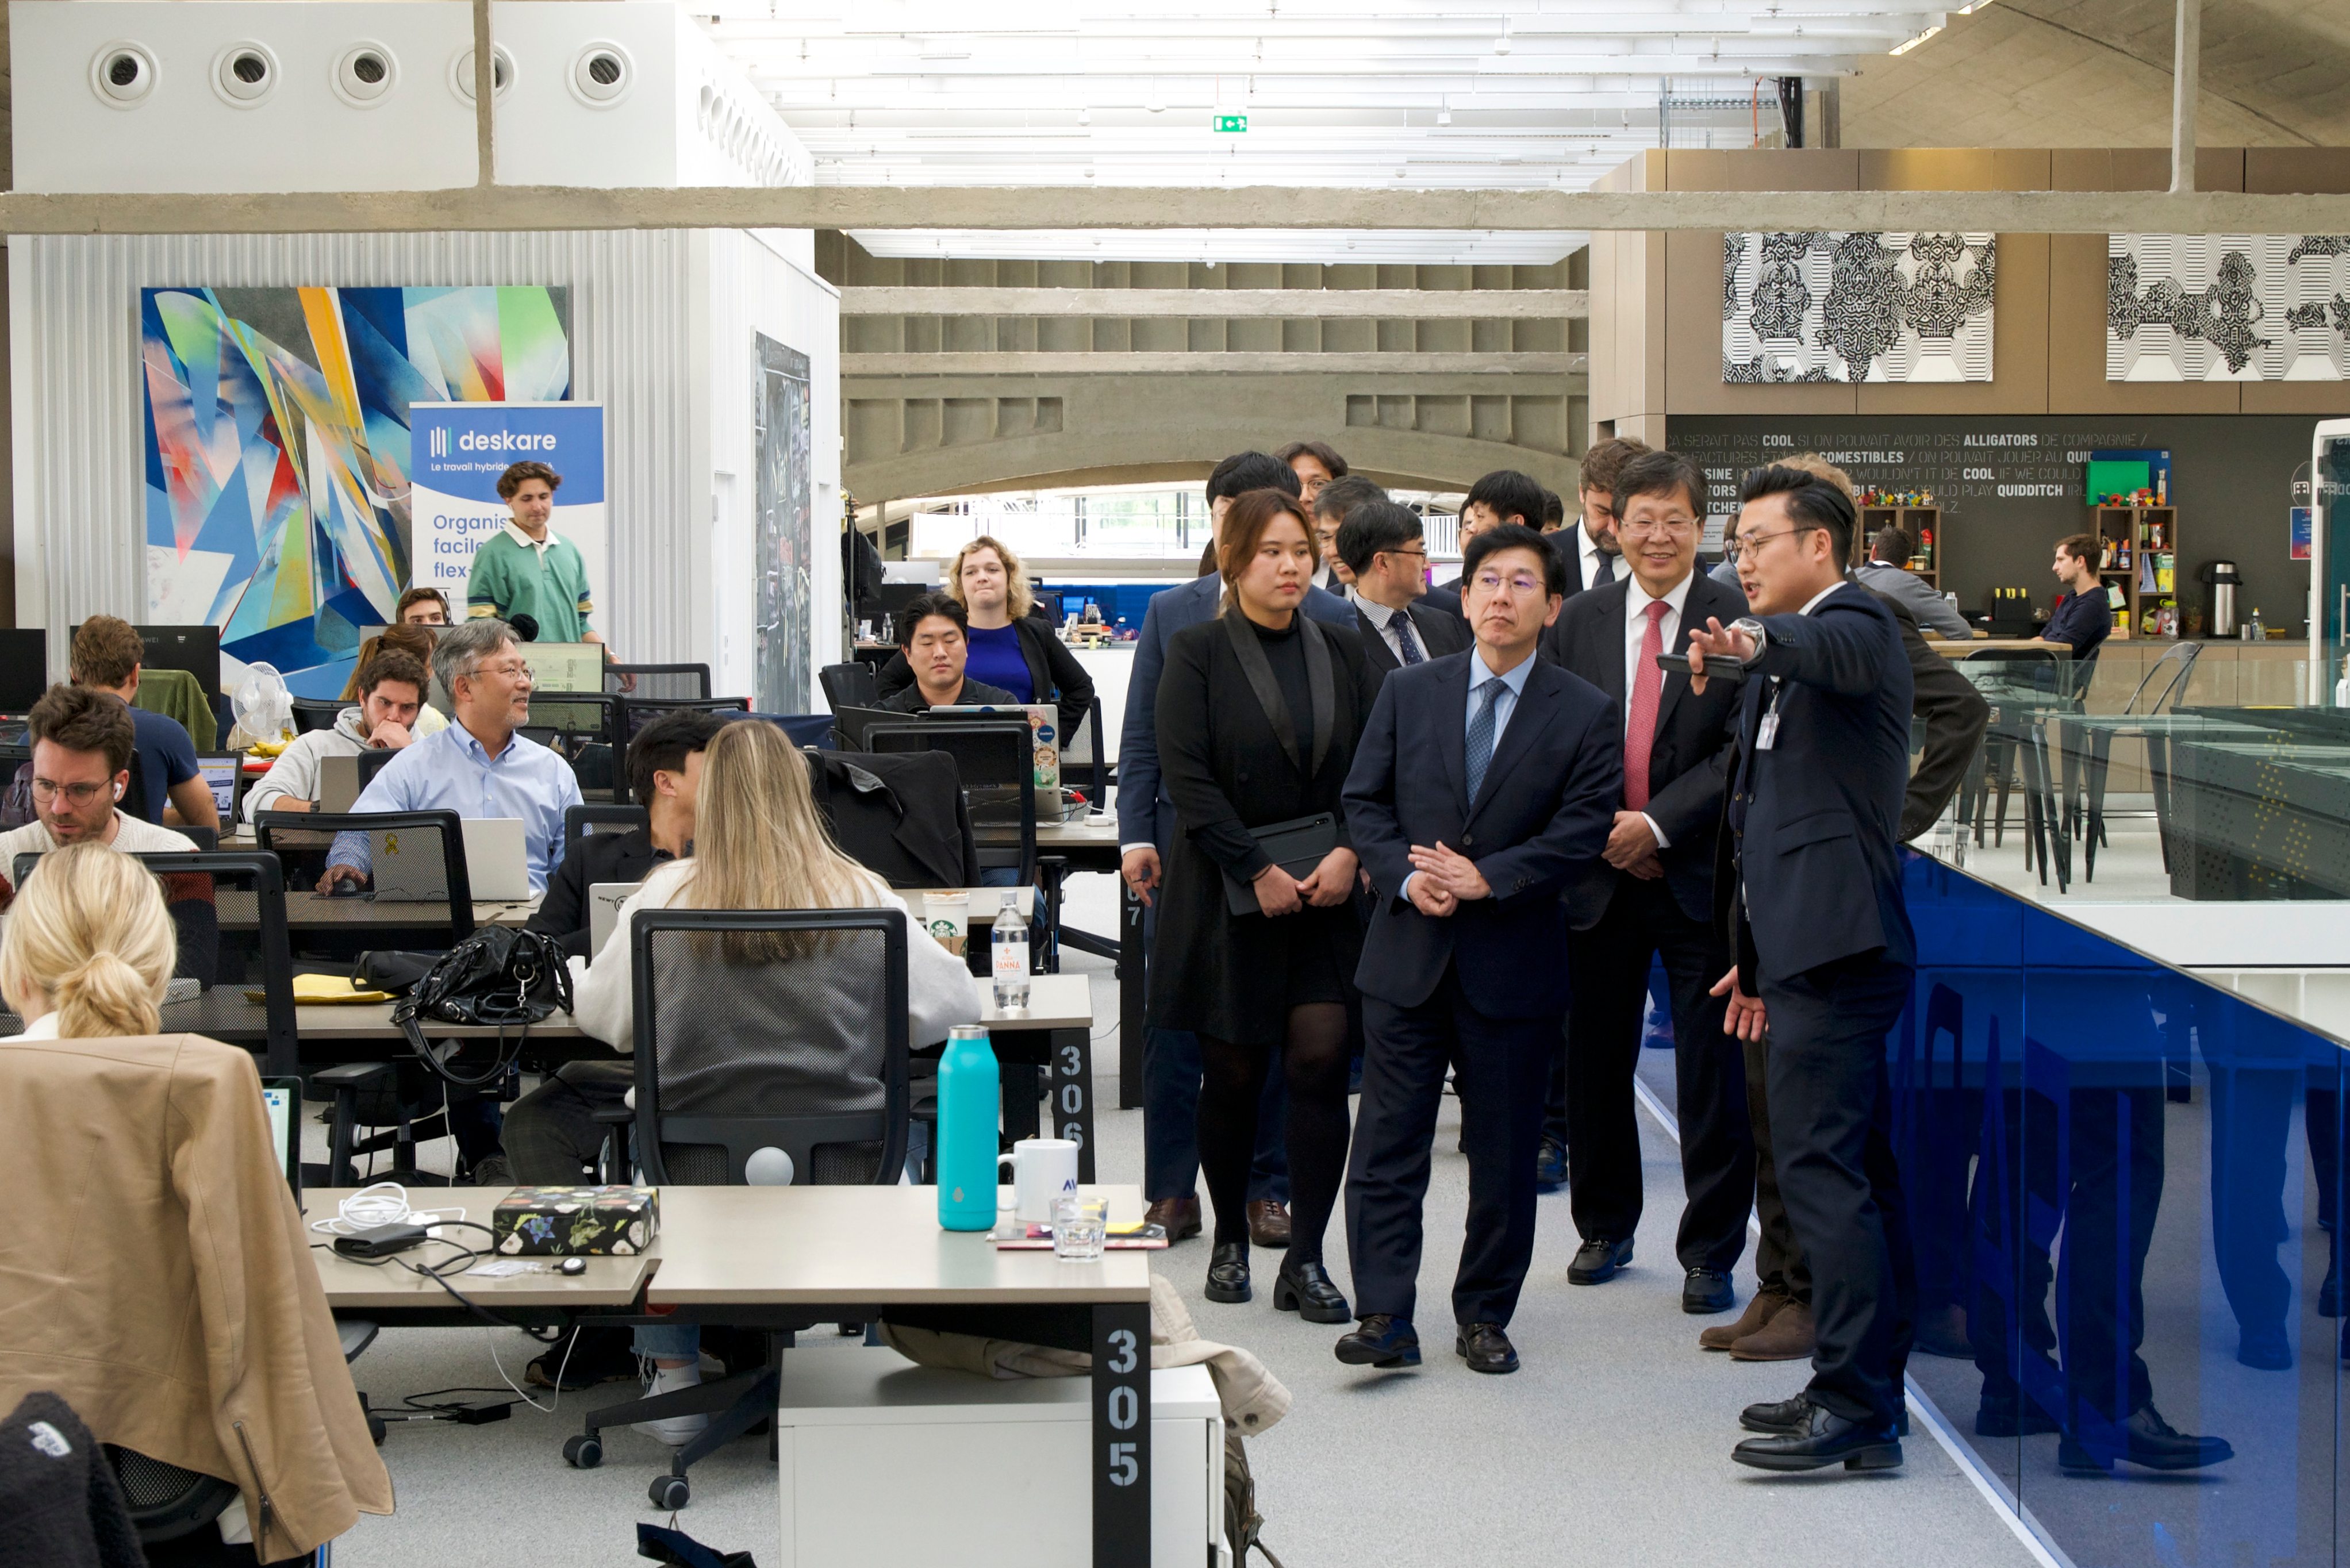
[1900,851,2344,1567]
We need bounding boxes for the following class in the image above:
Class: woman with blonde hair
[549,717,977,1444]
[0,840,176,1038]
[874,532,1095,738]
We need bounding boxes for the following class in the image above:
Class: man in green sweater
[463,460,616,662]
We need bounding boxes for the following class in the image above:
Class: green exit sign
[1214,114,1247,133]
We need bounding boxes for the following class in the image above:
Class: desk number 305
[1104,1328,1141,1486]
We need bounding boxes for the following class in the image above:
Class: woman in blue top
[876,533,1097,740]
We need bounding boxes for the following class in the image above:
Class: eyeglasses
[475,660,536,682]
[1471,570,1549,597]
[1381,545,1429,562]
[31,778,111,805]
[1723,525,1816,563]
[1618,518,1698,541]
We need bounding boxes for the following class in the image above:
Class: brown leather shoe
[1700,1289,1790,1352]
[1246,1200,1293,1248]
[1146,1197,1202,1243]
[1729,1299,1817,1362]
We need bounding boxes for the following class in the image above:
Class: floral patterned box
[491,1185,660,1256]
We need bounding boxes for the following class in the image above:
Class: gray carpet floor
[328,873,2040,1566]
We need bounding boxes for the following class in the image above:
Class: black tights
[1197,1004,1351,1264]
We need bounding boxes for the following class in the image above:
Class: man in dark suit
[528,707,728,958]
[1337,501,1471,682]
[1308,472,1384,595]
[1120,451,1358,1245]
[1539,449,1753,1314]
[1685,466,1916,1472]
[1433,468,1544,601]
[1336,524,1621,1376]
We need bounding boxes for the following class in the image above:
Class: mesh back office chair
[522,691,625,803]
[561,908,912,1509]
[254,809,476,937]
[817,662,878,713]
[618,694,750,742]
[606,663,711,701]
[864,720,1037,883]
[290,697,347,736]
[1056,693,1111,801]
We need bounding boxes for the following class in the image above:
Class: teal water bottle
[936,1024,1000,1231]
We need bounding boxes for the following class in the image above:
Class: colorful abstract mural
[141,285,571,693]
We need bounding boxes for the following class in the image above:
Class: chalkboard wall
[1669,415,2325,636]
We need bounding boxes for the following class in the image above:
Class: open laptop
[260,1077,302,1198]
[194,754,239,820]
[587,882,638,956]
[370,817,533,903]
[318,750,399,814]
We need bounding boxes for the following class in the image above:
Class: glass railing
[1898,851,2343,1568]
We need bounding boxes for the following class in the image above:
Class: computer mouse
[559,1256,588,1275]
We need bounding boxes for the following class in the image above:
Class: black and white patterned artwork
[1722,231,1996,383]
[2107,234,2350,381]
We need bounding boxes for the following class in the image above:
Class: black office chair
[817,661,878,713]
[606,663,712,701]
[254,808,476,938]
[1058,693,1109,802]
[523,691,626,804]
[290,697,347,736]
[562,907,912,1511]
[864,720,1037,883]
[146,851,299,1078]
[565,801,650,865]
[618,694,750,742]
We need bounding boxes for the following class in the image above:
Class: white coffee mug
[997,1137,1080,1224]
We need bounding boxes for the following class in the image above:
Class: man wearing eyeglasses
[1539,449,1755,1317]
[0,685,198,904]
[318,617,583,897]
[1337,523,1619,1378]
[1337,501,1470,683]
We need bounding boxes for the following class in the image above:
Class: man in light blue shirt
[321,617,583,895]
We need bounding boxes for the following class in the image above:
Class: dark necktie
[1594,549,1616,585]
[1465,677,1506,805]
[1394,614,1424,666]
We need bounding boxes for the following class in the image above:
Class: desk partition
[1898,852,2343,1568]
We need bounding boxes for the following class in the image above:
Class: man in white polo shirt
[0,684,196,908]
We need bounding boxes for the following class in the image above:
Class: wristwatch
[1730,616,1768,663]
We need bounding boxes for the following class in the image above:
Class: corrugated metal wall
[10,230,697,676]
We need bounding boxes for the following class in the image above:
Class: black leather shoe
[1683,1267,1735,1315]
[1568,1236,1633,1285]
[2057,1405,2233,1473]
[1204,1242,1252,1304]
[1335,1313,1420,1369]
[1731,1400,1902,1473]
[1534,1136,1568,1193]
[1975,1394,2060,1438]
[1273,1259,1352,1323]
[1456,1321,1519,1374]
[1740,1394,1811,1435]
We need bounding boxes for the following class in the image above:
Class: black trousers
[1760,955,1916,1428]
[1346,964,1553,1328]
[1562,878,1753,1271]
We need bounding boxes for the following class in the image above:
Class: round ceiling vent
[570,42,632,107]
[90,43,158,107]
[334,42,398,107]
[213,41,279,107]
[450,44,515,103]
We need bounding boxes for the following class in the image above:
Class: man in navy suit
[1119,451,1357,1245]
[1684,465,1917,1472]
[1337,524,1621,1376]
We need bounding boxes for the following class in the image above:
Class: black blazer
[1543,572,1748,929]
[1716,582,1916,988]
[1342,652,1621,1017]
[1354,599,1472,683]
[529,828,669,958]
[1419,580,1464,621]
[1147,613,1381,1044]
[1859,583,1991,841]
[876,614,1097,740]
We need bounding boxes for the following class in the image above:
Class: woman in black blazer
[1147,489,1380,1320]
[874,536,1096,742]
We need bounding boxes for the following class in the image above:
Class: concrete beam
[841,287,1588,319]
[3,185,2348,236]
[844,351,1585,376]
[2170,0,2201,195]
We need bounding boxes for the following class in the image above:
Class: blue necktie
[1395,616,1424,665]
[1594,549,1616,585]
[1465,677,1505,805]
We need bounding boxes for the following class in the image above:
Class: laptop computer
[260,1077,302,1198]
[587,882,639,956]
[318,749,400,814]
[369,817,533,903]
[194,754,239,819]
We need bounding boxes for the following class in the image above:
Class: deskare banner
[410,401,608,608]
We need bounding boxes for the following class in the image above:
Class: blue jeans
[636,1324,699,1360]
[1144,1027,1289,1204]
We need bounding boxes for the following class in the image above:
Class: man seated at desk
[71,614,217,833]
[0,685,197,908]
[530,708,728,957]
[2040,532,2112,660]
[318,617,583,897]
[243,650,429,821]
[875,593,1018,713]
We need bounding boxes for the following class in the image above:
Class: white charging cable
[308,1181,467,1236]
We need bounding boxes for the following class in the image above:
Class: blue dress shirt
[330,720,583,893]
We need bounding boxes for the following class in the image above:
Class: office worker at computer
[1338,501,1470,682]
[1120,452,1357,1247]
[871,536,1096,736]
[463,459,617,662]
[1337,524,1619,1377]
[319,618,583,896]
[0,687,197,904]
[531,708,729,958]
[874,594,1019,713]
[243,650,429,822]
[68,615,216,832]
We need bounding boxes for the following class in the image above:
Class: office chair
[565,801,651,864]
[864,720,1037,884]
[290,697,347,736]
[561,907,912,1511]
[522,691,627,804]
[817,661,878,713]
[617,694,750,742]
[144,851,299,1078]
[606,663,712,701]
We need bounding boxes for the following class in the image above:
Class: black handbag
[389,927,574,1088]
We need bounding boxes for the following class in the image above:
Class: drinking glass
[1051,1193,1108,1262]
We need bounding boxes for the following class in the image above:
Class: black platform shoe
[1272,1259,1351,1323]
[1205,1241,1253,1304]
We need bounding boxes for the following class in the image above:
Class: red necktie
[1624,599,1668,811]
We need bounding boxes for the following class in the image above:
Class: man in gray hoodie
[241,649,431,820]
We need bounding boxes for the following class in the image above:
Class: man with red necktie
[1539,448,1755,1317]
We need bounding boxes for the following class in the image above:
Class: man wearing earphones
[0,684,196,908]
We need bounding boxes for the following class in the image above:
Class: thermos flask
[936,1024,1000,1231]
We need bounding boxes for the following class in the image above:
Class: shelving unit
[1857,504,1942,585]
[2092,505,2178,642]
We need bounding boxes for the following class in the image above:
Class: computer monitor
[0,629,48,713]
[194,754,239,819]
[85,624,222,696]
[528,641,606,696]
[260,1077,302,1196]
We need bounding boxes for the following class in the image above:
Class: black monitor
[0,629,48,713]
[70,623,222,697]
[859,583,926,644]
